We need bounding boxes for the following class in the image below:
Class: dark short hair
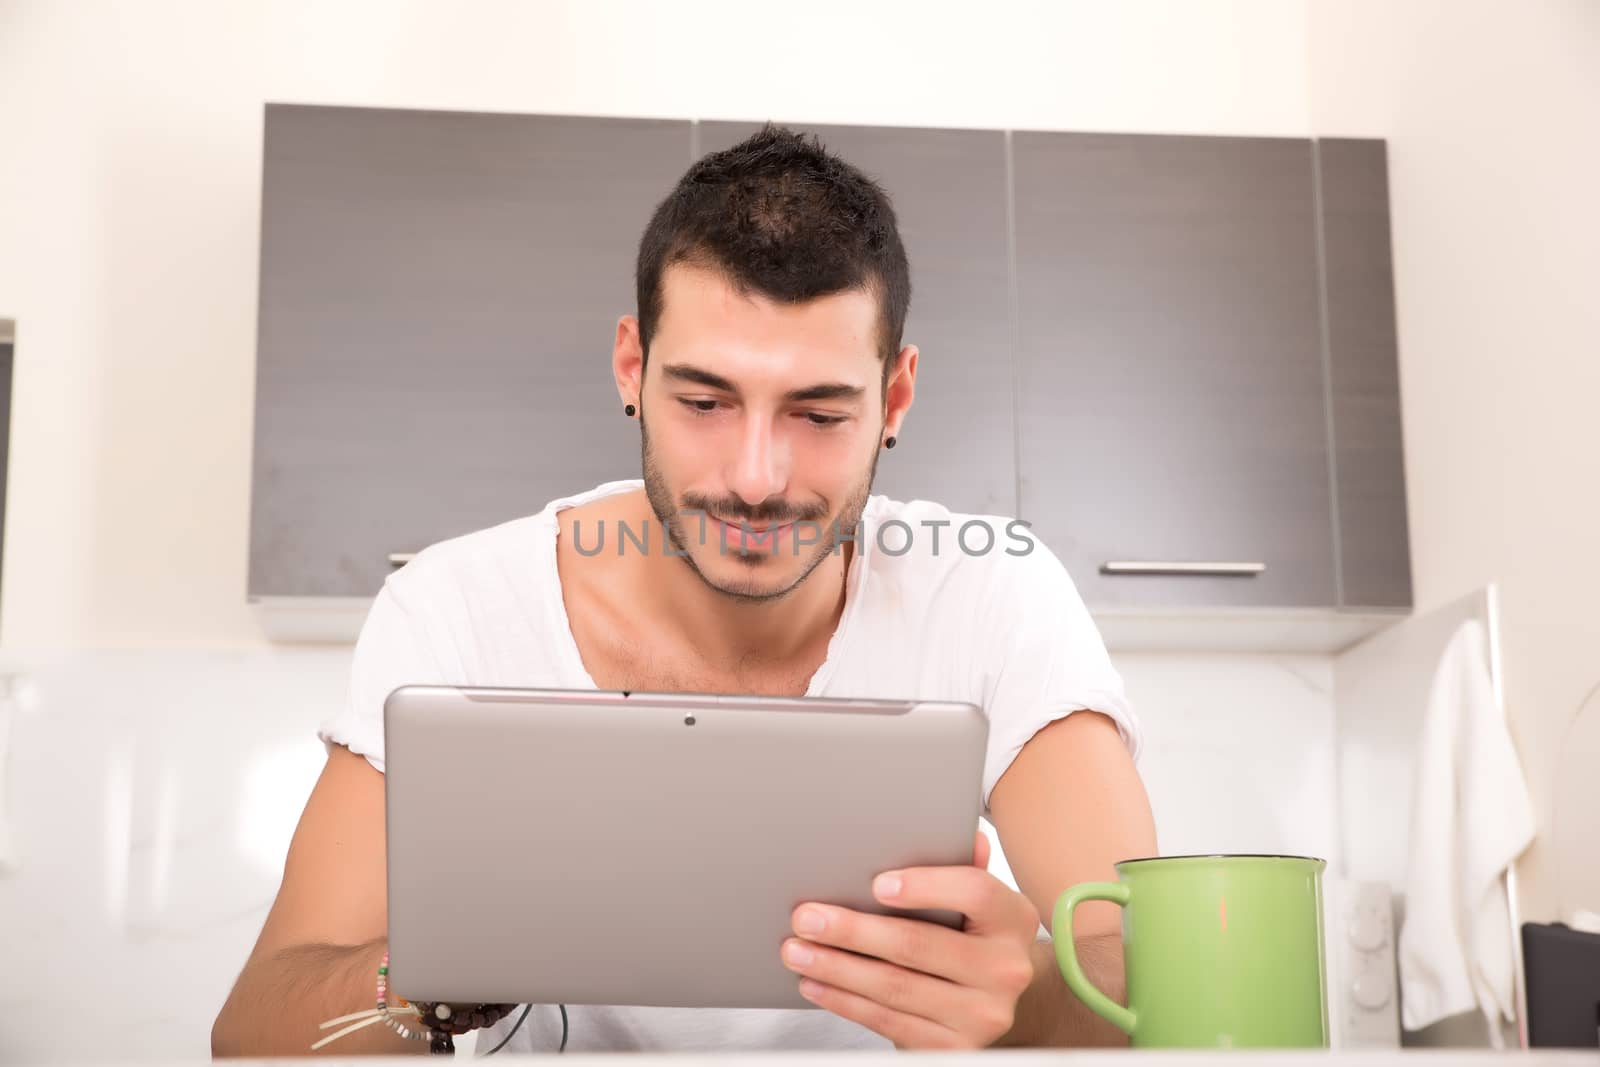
[634,124,911,383]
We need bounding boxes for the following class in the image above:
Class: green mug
[1052,854,1329,1048]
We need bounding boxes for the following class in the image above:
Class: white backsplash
[0,647,1336,1061]
[1115,652,1338,864]
[0,649,346,1062]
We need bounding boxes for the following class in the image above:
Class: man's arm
[212,744,425,1057]
[985,708,1157,1047]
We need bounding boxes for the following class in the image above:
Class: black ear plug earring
[624,404,636,417]
[884,435,897,449]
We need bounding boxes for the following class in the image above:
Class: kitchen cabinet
[1013,132,1338,610]
[248,105,691,597]
[696,122,1017,517]
[1318,139,1413,610]
[248,108,1414,646]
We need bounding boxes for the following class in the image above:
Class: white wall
[0,649,343,1062]
[1307,0,1600,926]
[0,0,1312,651]
[1120,653,1339,862]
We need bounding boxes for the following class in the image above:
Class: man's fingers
[781,936,990,1035]
[869,863,1037,936]
[793,975,971,1050]
[790,904,1013,988]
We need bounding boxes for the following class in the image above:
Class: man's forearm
[212,938,425,1057]
[994,933,1131,1048]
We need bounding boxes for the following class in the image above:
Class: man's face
[635,263,888,602]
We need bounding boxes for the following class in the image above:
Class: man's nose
[725,414,789,508]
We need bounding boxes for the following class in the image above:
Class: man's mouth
[706,515,796,552]
[708,512,793,533]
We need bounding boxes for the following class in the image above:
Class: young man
[212,125,1156,1056]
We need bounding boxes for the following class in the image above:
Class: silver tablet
[383,686,988,1010]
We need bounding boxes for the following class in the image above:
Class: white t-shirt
[318,478,1141,1054]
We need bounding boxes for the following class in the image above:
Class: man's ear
[883,344,918,438]
[614,315,644,410]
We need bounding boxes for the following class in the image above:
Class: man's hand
[781,829,1040,1049]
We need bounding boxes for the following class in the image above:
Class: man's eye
[679,398,720,414]
[805,413,847,427]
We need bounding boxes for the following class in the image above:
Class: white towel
[1397,619,1535,1046]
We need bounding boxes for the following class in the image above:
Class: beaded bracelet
[310,951,432,1051]
[312,951,517,1054]
[378,952,437,1047]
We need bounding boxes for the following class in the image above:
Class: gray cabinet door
[697,122,1017,517]
[1013,132,1337,609]
[249,106,692,597]
[1318,139,1413,610]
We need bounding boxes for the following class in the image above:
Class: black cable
[482,1005,530,1055]
[482,1003,568,1055]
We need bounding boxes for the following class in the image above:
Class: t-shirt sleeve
[317,575,453,775]
[973,533,1144,814]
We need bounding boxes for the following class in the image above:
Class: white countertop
[41,1051,1598,1066]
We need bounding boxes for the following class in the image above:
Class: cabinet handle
[1100,561,1266,577]
[388,553,416,568]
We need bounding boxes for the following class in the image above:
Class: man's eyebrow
[783,382,865,404]
[661,363,737,393]
[660,364,865,404]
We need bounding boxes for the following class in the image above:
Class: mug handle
[1051,882,1136,1036]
